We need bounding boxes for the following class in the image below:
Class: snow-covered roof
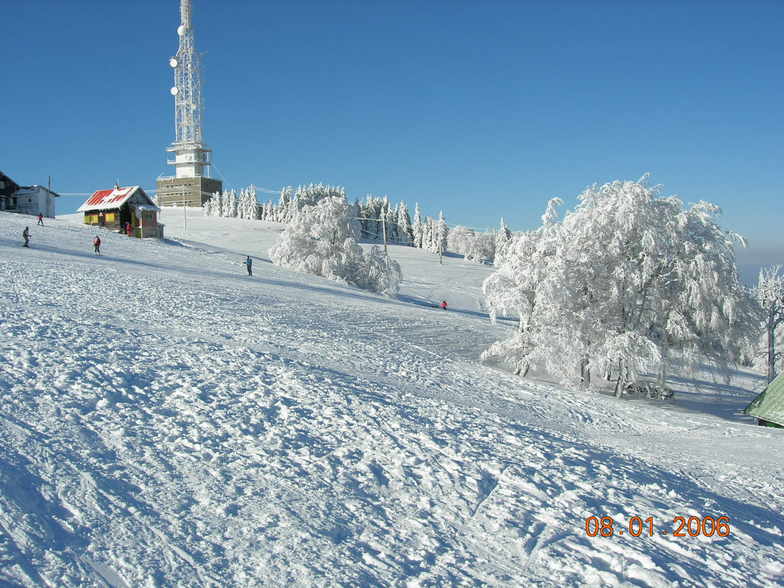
[78,186,156,212]
[16,185,60,197]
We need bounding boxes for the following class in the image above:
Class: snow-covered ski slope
[1,209,782,587]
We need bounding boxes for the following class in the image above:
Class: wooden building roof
[77,186,158,212]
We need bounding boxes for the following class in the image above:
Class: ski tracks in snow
[1,217,783,586]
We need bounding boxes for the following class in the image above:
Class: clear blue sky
[3,0,782,257]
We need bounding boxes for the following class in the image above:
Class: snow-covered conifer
[422,218,434,252]
[385,202,398,243]
[397,202,413,245]
[413,203,424,248]
[495,217,513,266]
[436,211,448,255]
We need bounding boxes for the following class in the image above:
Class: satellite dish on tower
[169,58,178,68]
[170,86,179,96]
[177,25,186,37]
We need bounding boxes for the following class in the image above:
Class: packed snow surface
[1,209,782,587]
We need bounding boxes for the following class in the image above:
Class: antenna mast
[157,0,223,206]
[172,0,204,151]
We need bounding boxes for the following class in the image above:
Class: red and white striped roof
[77,186,157,212]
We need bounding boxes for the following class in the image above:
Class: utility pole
[381,214,388,255]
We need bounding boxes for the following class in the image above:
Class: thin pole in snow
[382,214,388,255]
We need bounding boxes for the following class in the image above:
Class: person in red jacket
[440,300,448,311]
[126,222,133,237]
[93,235,102,255]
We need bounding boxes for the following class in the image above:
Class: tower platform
[156,176,223,207]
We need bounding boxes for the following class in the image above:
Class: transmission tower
[156,0,223,207]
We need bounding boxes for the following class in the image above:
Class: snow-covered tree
[238,185,258,220]
[436,211,449,257]
[483,177,759,396]
[482,198,562,377]
[203,192,218,216]
[396,202,413,245]
[276,187,294,222]
[412,203,424,248]
[495,217,513,266]
[448,226,475,256]
[448,226,496,264]
[385,202,398,243]
[423,218,435,252]
[269,196,401,295]
[756,265,784,382]
[359,245,404,296]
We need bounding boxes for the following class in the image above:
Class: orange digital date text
[584,515,731,538]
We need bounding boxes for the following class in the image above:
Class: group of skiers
[23,223,103,254]
[21,219,256,272]
[20,222,457,310]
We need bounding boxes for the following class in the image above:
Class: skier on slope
[37,213,44,226]
[22,227,30,247]
[93,235,102,255]
[440,300,448,311]
[244,255,253,276]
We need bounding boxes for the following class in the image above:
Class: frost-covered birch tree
[483,177,758,396]
[756,265,784,382]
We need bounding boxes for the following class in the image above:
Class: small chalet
[78,185,163,239]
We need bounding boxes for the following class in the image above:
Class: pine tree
[397,202,412,245]
[495,217,513,265]
[413,203,424,248]
[436,211,448,256]
[385,202,398,243]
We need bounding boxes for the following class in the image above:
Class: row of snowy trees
[260,184,347,224]
[269,195,402,296]
[448,219,513,264]
[206,184,459,259]
[203,186,259,220]
[482,176,760,395]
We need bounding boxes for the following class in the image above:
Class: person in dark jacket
[22,227,30,247]
[93,235,102,255]
[245,256,253,276]
[37,213,44,226]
